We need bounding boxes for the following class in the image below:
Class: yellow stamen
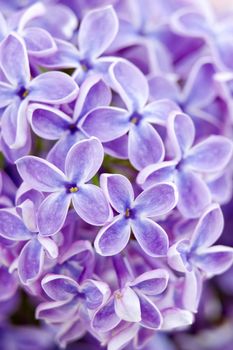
[125,208,130,218]
[69,186,79,193]
[130,117,138,124]
[22,90,29,98]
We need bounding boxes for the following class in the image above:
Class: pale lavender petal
[191,204,224,250]
[134,183,178,217]
[110,60,149,111]
[29,104,71,140]
[143,99,179,125]
[36,299,79,323]
[37,191,71,236]
[65,137,104,183]
[176,171,211,218]
[23,27,57,57]
[18,238,44,284]
[185,136,233,173]
[78,6,118,59]
[148,76,179,101]
[80,107,129,142]
[0,82,16,107]
[130,269,169,296]
[0,32,30,85]
[100,173,134,213]
[72,184,111,226]
[0,210,32,240]
[161,308,194,330]
[92,296,120,332]
[108,324,139,350]
[137,161,176,188]
[81,279,110,309]
[16,156,66,192]
[94,216,130,256]
[128,122,164,170]
[10,99,29,149]
[114,286,141,322]
[29,72,78,104]
[104,134,128,159]
[42,274,79,301]
[0,266,18,301]
[194,246,233,278]
[56,317,86,349]
[132,218,169,257]
[138,293,162,330]
[37,236,58,259]
[167,112,195,158]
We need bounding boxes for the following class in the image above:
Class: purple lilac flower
[16,137,112,235]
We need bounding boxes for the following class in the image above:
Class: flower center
[129,112,142,125]
[17,86,29,99]
[69,186,79,193]
[66,183,79,193]
[69,124,79,134]
[80,59,92,72]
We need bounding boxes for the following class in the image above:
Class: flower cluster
[0,1,233,350]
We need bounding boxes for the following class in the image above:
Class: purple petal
[16,156,66,192]
[72,184,111,226]
[176,170,211,218]
[80,107,129,142]
[185,136,233,173]
[23,27,57,57]
[134,183,178,217]
[92,296,120,332]
[0,266,18,301]
[128,122,165,170]
[100,174,134,213]
[36,299,79,323]
[0,210,32,240]
[18,238,44,284]
[95,216,130,256]
[56,317,86,349]
[42,274,79,301]
[138,293,162,330]
[143,99,179,125]
[104,134,129,159]
[167,112,195,158]
[81,279,110,309]
[0,82,16,107]
[110,60,149,111]
[107,324,139,350]
[29,72,78,104]
[114,287,141,322]
[191,204,224,250]
[132,218,169,257]
[37,191,70,236]
[137,161,176,188]
[171,9,209,38]
[65,137,104,183]
[78,6,118,59]
[148,76,179,101]
[29,104,70,140]
[0,32,30,85]
[194,246,233,278]
[130,269,169,296]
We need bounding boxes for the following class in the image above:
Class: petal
[0,32,30,85]
[18,238,44,284]
[108,324,139,350]
[29,104,70,140]
[10,99,29,149]
[104,134,129,159]
[161,308,194,330]
[137,161,176,188]
[56,317,86,349]
[36,299,79,323]
[128,122,165,170]
[16,156,66,192]
[0,266,18,301]
[148,76,179,101]
[29,72,78,104]
[129,269,169,296]
[100,173,134,213]
[191,204,224,250]
[94,216,131,256]
[92,296,120,332]
[37,236,58,259]
[138,293,162,330]
[80,107,129,142]
[110,60,149,112]
[65,137,104,183]
[42,274,79,301]
[185,136,233,173]
[167,111,195,158]
[0,82,16,107]
[0,210,32,240]
[114,286,141,322]
[194,246,233,278]
[134,183,178,217]
[143,99,179,126]
[23,27,57,57]
[78,6,118,59]
[72,184,111,226]
[37,191,71,236]
[176,170,211,218]
[81,279,110,309]
[132,218,169,257]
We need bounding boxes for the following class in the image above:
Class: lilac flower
[138,112,233,217]
[95,173,178,257]
[0,265,18,301]
[168,204,233,278]
[16,137,112,236]
[92,267,169,332]
[0,32,78,161]
[28,74,111,171]
[81,59,178,169]
[34,6,119,83]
